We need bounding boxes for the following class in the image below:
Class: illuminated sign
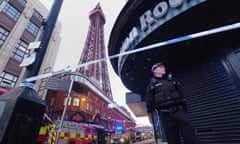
[118,0,206,71]
[72,113,83,122]
[92,113,101,124]
[68,111,87,123]
[119,0,185,54]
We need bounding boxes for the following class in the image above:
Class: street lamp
[0,1,63,143]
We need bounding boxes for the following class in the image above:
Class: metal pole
[152,111,159,144]
[23,0,63,86]
[56,75,74,143]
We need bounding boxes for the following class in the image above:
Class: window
[18,0,27,6]
[95,109,100,114]
[11,40,29,61]
[0,27,9,48]
[64,97,71,106]
[2,3,21,21]
[73,98,80,106]
[0,72,18,87]
[86,103,92,112]
[33,9,43,22]
[86,103,89,110]
[26,21,39,36]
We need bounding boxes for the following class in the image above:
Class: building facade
[46,73,136,133]
[108,0,240,143]
[0,0,61,99]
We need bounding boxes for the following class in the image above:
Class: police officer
[146,62,199,144]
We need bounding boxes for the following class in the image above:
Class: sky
[40,0,151,126]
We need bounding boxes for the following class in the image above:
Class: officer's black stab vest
[150,75,182,108]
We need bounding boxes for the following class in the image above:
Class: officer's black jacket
[145,74,183,113]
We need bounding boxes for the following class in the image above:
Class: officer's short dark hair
[151,62,165,72]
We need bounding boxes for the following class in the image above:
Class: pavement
[133,139,168,144]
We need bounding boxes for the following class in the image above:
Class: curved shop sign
[118,0,206,71]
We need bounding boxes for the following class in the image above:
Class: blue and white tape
[21,22,240,83]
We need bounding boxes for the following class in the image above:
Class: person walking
[146,62,200,144]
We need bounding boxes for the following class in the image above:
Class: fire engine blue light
[116,125,123,130]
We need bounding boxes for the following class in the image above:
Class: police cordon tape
[21,22,240,84]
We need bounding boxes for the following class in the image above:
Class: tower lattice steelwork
[77,3,113,99]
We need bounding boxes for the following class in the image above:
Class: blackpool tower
[77,3,113,99]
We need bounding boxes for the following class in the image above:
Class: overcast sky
[40,0,150,126]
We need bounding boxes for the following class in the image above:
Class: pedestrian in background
[145,62,200,144]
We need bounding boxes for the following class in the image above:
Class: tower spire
[77,3,113,99]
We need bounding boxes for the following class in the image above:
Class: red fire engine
[38,120,105,144]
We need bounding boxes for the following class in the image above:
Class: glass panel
[73,98,80,106]
[11,40,29,62]
[2,3,21,21]
[0,72,18,87]
[26,21,39,36]
[0,27,9,48]
[18,0,27,5]
[33,9,43,22]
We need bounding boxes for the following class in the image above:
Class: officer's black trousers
[160,109,200,144]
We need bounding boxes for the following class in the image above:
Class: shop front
[108,0,240,143]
